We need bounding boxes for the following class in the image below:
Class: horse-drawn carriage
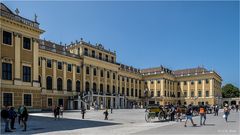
[145,104,171,122]
[145,104,188,122]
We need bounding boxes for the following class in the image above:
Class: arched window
[57,78,63,91]
[100,84,103,94]
[93,83,97,93]
[122,87,125,95]
[76,80,80,92]
[67,79,72,91]
[46,76,52,90]
[86,82,90,93]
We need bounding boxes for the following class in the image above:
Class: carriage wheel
[158,112,164,121]
[145,112,151,122]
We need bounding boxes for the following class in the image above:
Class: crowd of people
[1,105,28,132]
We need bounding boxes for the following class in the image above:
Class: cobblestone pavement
[1,109,239,135]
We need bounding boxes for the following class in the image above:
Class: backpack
[199,107,205,114]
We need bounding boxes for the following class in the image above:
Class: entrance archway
[231,100,236,105]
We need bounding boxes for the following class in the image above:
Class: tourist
[199,104,206,125]
[223,104,230,122]
[104,109,109,120]
[110,106,113,114]
[170,104,175,121]
[9,107,17,130]
[236,104,239,112]
[21,106,28,131]
[53,106,60,120]
[60,105,64,118]
[18,105,24,126]
[81,107,86,119]
[184,104,197,127]
[1,106,12,132]
[176,105,182,122]
[215,105,219,116]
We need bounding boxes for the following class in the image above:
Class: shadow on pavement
[1,115,121,134]
[227,121,236,123]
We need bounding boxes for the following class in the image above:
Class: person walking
[53,106,60,120]
[110,106,113,114]
[21,106,28,132]
[223,104,230,122]
[1,106,12,132]
[176,105,182,122]
[236,104,239,112]
[215,105,219,116]
[18,105,24,126]
[103,109,109,120]
[170,104,175,121]
[81,107,86,119]
[9,107,17,130]
[60,105,64,118]
[184,104,197,127]
[199,104,206,125]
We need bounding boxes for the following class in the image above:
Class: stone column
[133,79,136,98]
[41,57,46,92]
[82,64,86,93]
[181,82,184,97]
[161,79,164,96]
[116,73,119,94]
[124,77,127,96]
[90,65,93,91]
[97,68,101,93]
[210,79,214,97]
[32,38,40,87]
[154,80,157,97]
[63,62,67,94]
[104,69,107,94]
[14,33,21,85]
[137,80,140,97]
[72,64,76,92]
[202,80,205,98]
[187,81,190,98]
[119,76,122,94]
[195,80,198,97]
[129,78,131,97]
[52,60,57,91]
[110,71,113,94]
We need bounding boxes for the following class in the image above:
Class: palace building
[0,3,222,111]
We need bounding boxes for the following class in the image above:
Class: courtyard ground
[1,109,239,135]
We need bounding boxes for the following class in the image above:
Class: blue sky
[3,1,239,86]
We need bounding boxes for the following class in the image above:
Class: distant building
[0,3,222,111]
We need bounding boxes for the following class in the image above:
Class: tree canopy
[221,84,240,98]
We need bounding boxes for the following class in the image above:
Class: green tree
[221,84,240,98]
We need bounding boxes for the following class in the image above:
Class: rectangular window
[113,73,115,79]
[24,94,32,106]
[151,91,154,97]
[67,64,72,72]
[77,66,80,73]
[38,57,41,66]
[177,92,180,98]
[94,68,97,76]
[101,70,103,77]
[47,59,52,68]
[135,89,138,97]
[122,77,124,81]
[157,80,160,84]
[131,89,134,96]
[92,50,95,57]
[198,80,202,84]
[107,71,110,78]
[105,55,108,61]
[48,98,52,107]
[23,37,31,50]
[127,88,129,96]
[84,48,88,56]
[191,81,194,85]
[151,81,154,84]
[99,53,102,60]
[157,91,160,97]
[139,90,141,97]
[57,62,62,70]
[191,91,194,97]
[184,81,187,85]
[206,91,209,97]
[23,66,31,82]
[2,62,12,80]
[184,91,187,97]
[3,31,12,45]
[86,67,90,74]
[206,79,209,84]
[111,57,114,63]
[3,93,13,106]
[198,91,202,97]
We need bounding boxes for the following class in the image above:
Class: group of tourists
[53,105,64,120]
[1,105,28,132]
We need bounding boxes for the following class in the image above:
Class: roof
[173,67,207,76]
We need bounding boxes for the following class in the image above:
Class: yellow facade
[0,3,222,111]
